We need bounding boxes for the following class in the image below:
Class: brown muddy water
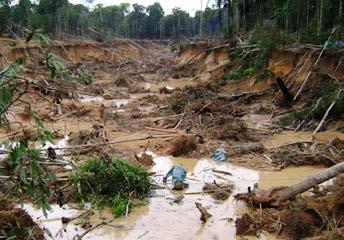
[23,153,325,240]
[263,130,344,149]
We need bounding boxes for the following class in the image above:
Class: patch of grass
[69,156,150,218]
[224,68,255,81]
[254,69,273,83]
[170,98,188,114]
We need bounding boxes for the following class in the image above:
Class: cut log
[276,77,294,102]
[271,162,344,205]
[235,162,344,207]
[145,127,178,134]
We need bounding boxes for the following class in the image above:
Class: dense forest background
[0,0,343,43]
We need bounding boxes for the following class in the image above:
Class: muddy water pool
[24,153,325,240]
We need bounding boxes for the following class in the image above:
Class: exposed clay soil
[0,38,343,239]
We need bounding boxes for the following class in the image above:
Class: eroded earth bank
[0,38,343,240]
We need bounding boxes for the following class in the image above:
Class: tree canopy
[0,0,342,43]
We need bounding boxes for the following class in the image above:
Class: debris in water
[235,213,257,236]
[135,152,154,166]
[203,181,234,200]
[195,202,212,223]
[163,164,187,190]
[163,135,197,157]
[0,195,44,240]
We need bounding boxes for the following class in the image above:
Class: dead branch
[294,26,338,101]
[195,202,212,223]
[212,169,233,176]
[295,97,322,131]
[313,89,343,135]
[144,127,178,134]
[235,161,344,207]
[74,219,115,239]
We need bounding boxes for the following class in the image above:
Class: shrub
[69,156,150,217]
[250,27,292,50]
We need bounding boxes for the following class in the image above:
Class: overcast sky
[69,0,216,16]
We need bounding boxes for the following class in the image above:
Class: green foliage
[0,58,25,79]
[43,50,67,80]
[0,86,13,117]
[0,226,40,240]
[279,107,311,126]
[0,58,25,119]
[250,27,292,50]
[4,140,53,217]
[73,64,92,84]
[33,114,54,144]
[69,156,150,218]
[111,196,128,217]
[224,68,255,81]
[255,69,273,83]
[170,98,187,114]
[279,77,344,127]
[32,29,52,45]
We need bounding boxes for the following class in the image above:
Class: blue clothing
[212,148,228,161]
[163,165,187,184]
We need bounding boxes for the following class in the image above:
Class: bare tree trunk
[318,0,323,36]
[234,2,239,32]
[285,0,290,31]
[243,0,246,32]
[271,162,344,205]
[200,0,203,37]
[227,0,232,39]
[340,0,343,20]
[259,0,262,26]
[235,162,344,207]
[297,0,300,40]
[306,0,310,30]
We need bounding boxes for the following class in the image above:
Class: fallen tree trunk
[276,77,294,102]
[235,162,344,207]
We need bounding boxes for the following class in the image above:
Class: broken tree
[235,162,344,207]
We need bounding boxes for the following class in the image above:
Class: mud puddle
[263,130,344,149]
[23,153,326,240]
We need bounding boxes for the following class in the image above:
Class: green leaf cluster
[224,68,255,81]
[33,114,54,144]
[5,140,53,217]
[0,58,25,80]
[69,156,150,217]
